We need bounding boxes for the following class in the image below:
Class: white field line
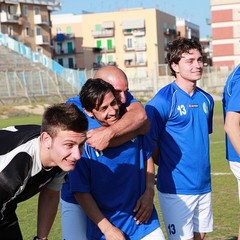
[210,141,225,144]
[211,172,232,176]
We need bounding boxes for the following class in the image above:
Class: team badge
[203,102,209,114]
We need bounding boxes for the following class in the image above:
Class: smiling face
[86,91,119,127]
[171,49,203,82]
[41,129,87,171]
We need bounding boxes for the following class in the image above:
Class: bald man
[67,66,149,151]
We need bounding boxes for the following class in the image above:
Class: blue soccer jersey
[145,81,214,195]
[222,64,240,163]
[61,136,160,240]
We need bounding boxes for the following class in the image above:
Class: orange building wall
[212,9,232,22]
[213,44,234,56]
[212,26,233,39]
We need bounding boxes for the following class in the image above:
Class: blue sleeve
[227,80,240,112]
[144,93,170,154]
[208,95,214,134]
[66,95,83,111]
[66,95,101,129]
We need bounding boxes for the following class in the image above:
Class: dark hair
[41,103,88,137]
[80,78,117,112]
[166,37,203,77]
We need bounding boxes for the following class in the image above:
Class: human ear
[40,132,52,149]
[171,62,179,73]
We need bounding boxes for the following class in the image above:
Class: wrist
[33,236,48,240]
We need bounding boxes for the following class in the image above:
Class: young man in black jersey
[0,103,88,240]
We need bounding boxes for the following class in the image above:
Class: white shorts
[229,161,240,203]
[158,192,213,240]
[141,227,166,240]
[60,199,87,240]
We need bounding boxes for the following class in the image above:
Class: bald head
[94,66,129,105]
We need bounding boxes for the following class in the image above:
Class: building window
[127,38,133,48]
[58,58,63,66]
[57,42,63,53]
[8,26,13,36]
[96,40,102,49]
[36,47,42,53]
[24,27,29,37]
[35,27,41,36]
[67,42,73,54]
[107,39,112,50]
[97,55,102,63]
[95,24,101,31]
[23,5,28,16]
[8,5,15,15]
[108,55,113,62]
[68,58,74,68]
[34,7,40,15]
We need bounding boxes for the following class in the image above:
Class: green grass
[1,101,239,239]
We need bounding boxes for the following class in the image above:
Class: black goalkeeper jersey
[0,125,63,219]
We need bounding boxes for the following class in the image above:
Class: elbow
[224,123,231,135]
[140,117,150,135]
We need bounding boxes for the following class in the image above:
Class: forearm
[74,192,110,234]
[145,157,155,192]
[107,102,149,146]
[37,188,59,238]
[224,111,240,156]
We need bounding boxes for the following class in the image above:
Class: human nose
[72,145,82,160]
[108,105,117,115]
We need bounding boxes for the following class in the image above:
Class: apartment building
[211,0,240,67]
[52,8,178,78]
[176,17,200,40]
[0,0,60,57]
[51,13,88,69]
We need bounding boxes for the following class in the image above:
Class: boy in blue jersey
[222,64,240,240]
[61,66,150,239]
[61,78,165,239]
[145,37,214,240]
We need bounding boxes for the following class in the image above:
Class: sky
[55,0,211,39]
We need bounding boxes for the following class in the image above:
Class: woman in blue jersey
[145,37,214,240]
[222,64,240,240]
[61,78,165,240]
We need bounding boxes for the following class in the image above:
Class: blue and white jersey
[145,81,214,195]
[222,64,240,163]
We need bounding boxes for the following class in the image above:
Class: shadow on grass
[226,237,238,240]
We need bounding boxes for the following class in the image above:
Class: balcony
[54,48,76,55]
[34,15,49,25]
[92,29,114,38]
[124,44,146,52]
[36,35,49,45]
[0,12,20,23]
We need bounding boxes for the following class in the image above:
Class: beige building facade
[52,8,177,78]
[0,0,60,57]
[211,0,240,67]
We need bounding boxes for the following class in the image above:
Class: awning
[121,18,144,30]
[102,21,114,29]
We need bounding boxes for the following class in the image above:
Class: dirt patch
[13,104,50,115]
